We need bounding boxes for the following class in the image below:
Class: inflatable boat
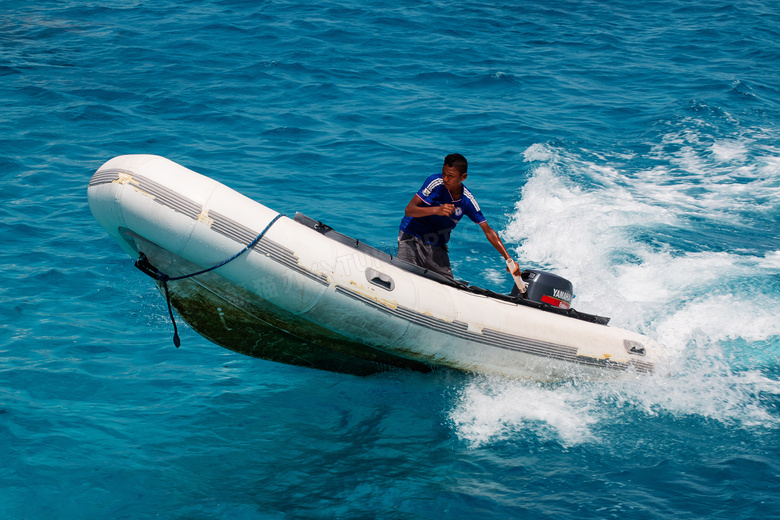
[88,155,666,380]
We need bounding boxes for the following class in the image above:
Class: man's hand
[434,204,455,216]
[404,195,456,218]
[505,258,521,275]
[506,258,528,294]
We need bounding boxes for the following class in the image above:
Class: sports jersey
[399,173,486,245]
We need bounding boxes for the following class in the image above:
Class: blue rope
[135,213,285,347]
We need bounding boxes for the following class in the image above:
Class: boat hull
[88,155,666,380]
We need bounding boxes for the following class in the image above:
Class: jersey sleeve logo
[421,178,443,197]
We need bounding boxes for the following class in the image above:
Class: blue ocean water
[1,0,779,518]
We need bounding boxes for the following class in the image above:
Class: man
[397,153,527,291]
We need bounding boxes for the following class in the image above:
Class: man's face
[442,165,466,192]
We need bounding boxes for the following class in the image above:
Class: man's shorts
[396,231,453,279]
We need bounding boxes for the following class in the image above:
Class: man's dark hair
[444,153,468,174]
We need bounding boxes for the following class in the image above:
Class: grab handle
[365,268,395,291]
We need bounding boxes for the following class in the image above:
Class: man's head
[443,153,468,174]
[442,153,468,192]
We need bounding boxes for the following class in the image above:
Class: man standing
[397,153,526,290]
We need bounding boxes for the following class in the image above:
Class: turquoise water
[2,0,779,518]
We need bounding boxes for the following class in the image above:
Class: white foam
[622,364,780,429]
[760,250,780,269]
[641,124,780,219]
[523,142,556,162]
[448,140,780,447]
[711,139,748,162]
[502,142,780,327]
[449,377,600,448]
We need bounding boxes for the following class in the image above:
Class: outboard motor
[510,269,574,309]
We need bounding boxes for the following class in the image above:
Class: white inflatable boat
[88,155,666,380]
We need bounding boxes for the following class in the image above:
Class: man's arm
[405,194,455,218]
[479,221,512,260]
[480,221,528,293]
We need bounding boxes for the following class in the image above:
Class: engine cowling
[511,269,573,309]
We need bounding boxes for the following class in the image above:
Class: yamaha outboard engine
[510,269,574,309]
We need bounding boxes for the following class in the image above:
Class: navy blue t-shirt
[399,173,486,245]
